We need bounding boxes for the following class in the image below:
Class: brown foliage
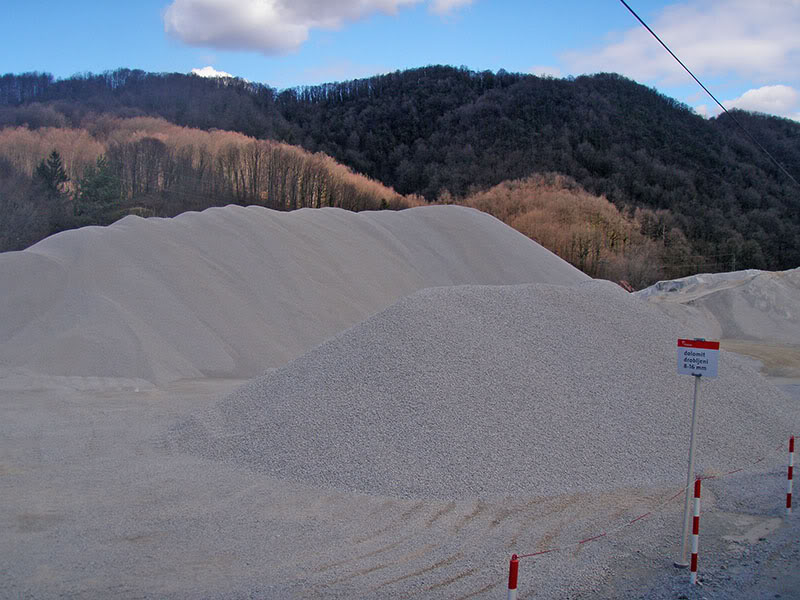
[455,174,693,289]
[0,117,419,250]
[0,125,104,183]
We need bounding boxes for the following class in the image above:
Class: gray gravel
[3,294,797,599]
[0,204,586,383]
[4,205,798,599]
[635,268,800,345]
[171,280,798,501]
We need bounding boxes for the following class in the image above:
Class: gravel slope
[173,280,798,501]
[3,375,796,600]
[635,268,800,344]
[0,205,587,383]
[4,208,798,598]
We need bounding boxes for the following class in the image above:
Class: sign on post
[677,339,719,378]
[674,337,720,567]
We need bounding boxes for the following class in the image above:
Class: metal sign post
[676,373,701,567]
[674,338,719,568]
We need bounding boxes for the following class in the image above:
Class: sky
[3,0,799,121]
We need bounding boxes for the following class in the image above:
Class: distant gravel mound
[173,281,798,500]
[635,268,800,344]
[0,205,587,382]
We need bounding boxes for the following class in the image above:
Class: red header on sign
[678,339,720,350]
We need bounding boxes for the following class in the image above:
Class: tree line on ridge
[1,66,799,278]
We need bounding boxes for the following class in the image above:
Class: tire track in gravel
[307,495,584,597]
[308,499,480,595]
[370,552,464,591]
[425,500,457,527]
[306,486,688,597]
[324,543,442,587]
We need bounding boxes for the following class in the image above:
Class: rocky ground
[588,379,799,600]
[3,209,797,599]
[1,373,795,600]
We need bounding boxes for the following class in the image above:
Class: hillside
[1,66,799,272]
[277,67,800,272]
[0,114,675,287]
[457,174,695,286]
[0,115,412,251]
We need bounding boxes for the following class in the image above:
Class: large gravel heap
[0,205,586,382]
[173,280,798,500]
[635,268,800,344]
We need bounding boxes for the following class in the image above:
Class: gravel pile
[0,205,586,382]
[173,280,799,500]
[635,268,800,344]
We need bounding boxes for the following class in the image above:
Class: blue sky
[3,0,799,121]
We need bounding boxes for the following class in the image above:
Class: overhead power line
[618,0,800,188]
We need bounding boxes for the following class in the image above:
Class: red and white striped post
[690,478,702,585]
[507,554,519,600]
[788,435,795,515]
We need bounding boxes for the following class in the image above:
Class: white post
[676,373,701,567]
[690,478,702,584]
[788,435,795,515]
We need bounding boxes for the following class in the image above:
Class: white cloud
[528,65,562,78]
[165,0,308,54]
[164,0,471,54]
[564,0,800,85]
[429,0,473,15]
[191,65,235,78]
[693,85,800,121]
[724,85,800,121]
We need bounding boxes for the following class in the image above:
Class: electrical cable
[617,0,800,188]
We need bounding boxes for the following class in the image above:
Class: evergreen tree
[75,155,119,223]
[35,149,68,194]
[34,149,70,232]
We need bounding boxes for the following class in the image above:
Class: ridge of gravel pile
[635,268,800,344]
[635,269,764,301]
[172,280,799,500]
[0,205,587,383]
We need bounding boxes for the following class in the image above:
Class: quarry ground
[2,360,797,599]
[3,209,798,599]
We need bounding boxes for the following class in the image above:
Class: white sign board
[677,339,719,377]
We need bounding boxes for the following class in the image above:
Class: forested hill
[2,66,799,271]
[278,67,800,271]
[0,70,287,139]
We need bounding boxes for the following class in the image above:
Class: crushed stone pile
[0,205,587,383]
[173,280,799,500]
[635,268,800,345]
